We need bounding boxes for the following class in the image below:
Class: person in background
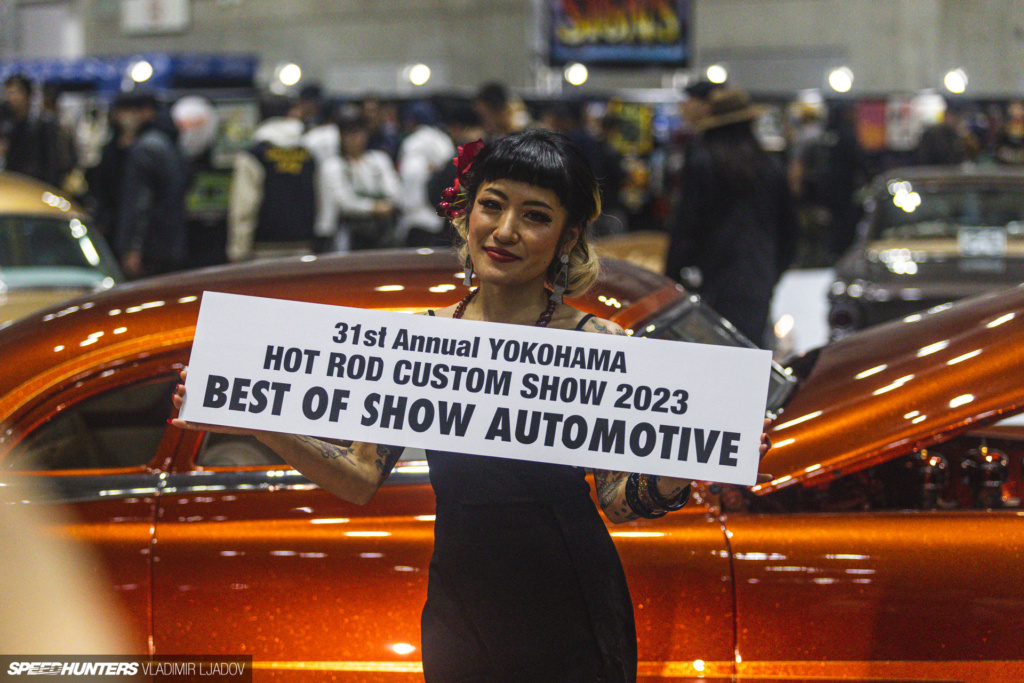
[40,82,80,195]
[473,81,519,139]
[318,108,401,251]
[665,87,798,348]
[303,99,342,252]
[361,94,401,161]
[228,94,317,262]
[995,101,1024,165]
[786,99,832,266]
[915,105,977,166]
[823,102,868,259]
[171,95,229,268]
[116,91,190,279]
[0,74,58,185]
[680,80,724,130]
[295,83,325,130]
[87,95,136,262]
[395,100,455,247]
[426,101,485,247]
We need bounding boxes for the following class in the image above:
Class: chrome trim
[0,472,161,505]
[162,464,431,496]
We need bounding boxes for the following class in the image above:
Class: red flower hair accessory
[436,139,484,220]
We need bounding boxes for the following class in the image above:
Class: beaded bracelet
[643,474,690,511]
[625,472,667,519]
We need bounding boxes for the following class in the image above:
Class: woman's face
[467,179,576,290]
[342,129,368,158]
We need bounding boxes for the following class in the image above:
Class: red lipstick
[484,247,520,263]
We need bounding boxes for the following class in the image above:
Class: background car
[828,165,1024,339]
[0,171,121,326]
[0,250,1020,681]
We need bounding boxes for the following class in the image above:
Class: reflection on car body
[829,165,1024,339]
[0,171,121,325]
[0,250,1021,681]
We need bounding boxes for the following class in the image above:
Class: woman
[317,110,401,251]
[173,129,771,682]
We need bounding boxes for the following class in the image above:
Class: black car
[828,165,1024,338]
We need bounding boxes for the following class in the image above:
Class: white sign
[121,0,190,35]
[180,292,774,485]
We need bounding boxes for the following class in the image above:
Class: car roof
[0,171,87,219]
[757,283,1024,493]
[0,249,682,429]
[872,165,1024,191]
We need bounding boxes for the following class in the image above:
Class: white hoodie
[395,125,455,241]
[228,117,309,262]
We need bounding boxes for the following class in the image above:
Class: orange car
[0,250,1021,682]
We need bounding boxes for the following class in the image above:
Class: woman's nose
[493,211,518,242]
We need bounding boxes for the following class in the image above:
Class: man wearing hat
[665,87,798,348]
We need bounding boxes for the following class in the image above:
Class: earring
[463,254,474,286]
[550,253,569,304]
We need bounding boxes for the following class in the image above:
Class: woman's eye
[526,211,553,224]
[478,198,501,211]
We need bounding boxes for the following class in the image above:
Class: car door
[1,370,181,654]
[719,428,1024,682]
[151,433,436,680]
[611,499,737,681]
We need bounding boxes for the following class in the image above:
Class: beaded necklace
[452,289,557,327]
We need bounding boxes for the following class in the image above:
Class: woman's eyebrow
[481,187,554,211]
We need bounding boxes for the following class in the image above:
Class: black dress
[420,313,637,683]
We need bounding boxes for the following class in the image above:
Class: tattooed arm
[171,370,403,505]
[592,469,691,524]
[255,432,406,505]
[580,315,692,523]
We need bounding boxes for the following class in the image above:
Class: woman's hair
[452,129,602,298]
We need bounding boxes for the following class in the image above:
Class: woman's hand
[169,369,268,436]
[755,417,774,484]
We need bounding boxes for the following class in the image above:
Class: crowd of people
[3,72,1024,345]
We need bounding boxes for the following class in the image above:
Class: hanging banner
[180,292,772,485]
[548,0,691,66]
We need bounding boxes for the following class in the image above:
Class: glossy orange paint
[0,250,667,444]
[3,252,1023,680]
[759,284,1024,492]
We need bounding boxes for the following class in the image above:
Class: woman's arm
[578,316,694,523]
[171,370,402,505]
[578,315,772,523]
[594,469,692,524]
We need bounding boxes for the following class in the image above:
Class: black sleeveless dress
[421,312,637,683]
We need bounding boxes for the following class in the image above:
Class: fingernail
[166,419,174,425]
[177,384,183,391]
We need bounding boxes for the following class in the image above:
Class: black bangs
[465,129,598,228]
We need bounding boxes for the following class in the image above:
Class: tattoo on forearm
[595,470,618,508]
[375,444,404,476]
[595,470,640,521]
[589,320,627,336]
[296,435,356,465]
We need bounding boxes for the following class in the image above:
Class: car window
[196,433,286,467]
[0,215,120,287]
[638,295,797,413]
[6,377,177,472]
[874,186,1024,241]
